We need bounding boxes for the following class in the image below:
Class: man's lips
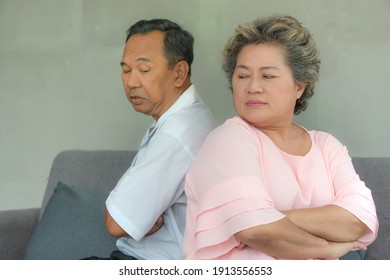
[129,96,144,106]
[246,100,267,108]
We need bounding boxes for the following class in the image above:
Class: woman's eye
[238,74,249,79]
[263,74,275,79]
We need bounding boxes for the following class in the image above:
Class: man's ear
[173,61,190,87]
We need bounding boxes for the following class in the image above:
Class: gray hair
[222,14,320,114]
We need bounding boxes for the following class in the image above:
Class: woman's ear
[296,81,306,99]
[173,61,190,87]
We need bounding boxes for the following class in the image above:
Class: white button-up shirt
[106,85,217,259]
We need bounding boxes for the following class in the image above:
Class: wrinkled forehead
[122,31,167,65]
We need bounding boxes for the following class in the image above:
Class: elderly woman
[183,14,378,260]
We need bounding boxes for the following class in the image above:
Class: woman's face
[232,43,305,129]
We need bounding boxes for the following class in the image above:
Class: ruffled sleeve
[195,177,285,259]
[317,132,379,245]
[183,117,284,259]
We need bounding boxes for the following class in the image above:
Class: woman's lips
[246,100,267,108]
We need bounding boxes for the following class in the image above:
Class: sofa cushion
[352,157,390,259]
[25,182,117,259]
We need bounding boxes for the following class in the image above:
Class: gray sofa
[0,150,388,259]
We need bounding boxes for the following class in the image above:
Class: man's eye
[263,74,275,79]
[238,74,249,79]
[140,68,150,73]
[122,68,131,74]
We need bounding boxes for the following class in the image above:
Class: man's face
[120,31,179,120]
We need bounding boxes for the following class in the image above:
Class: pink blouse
[183,117,379,259]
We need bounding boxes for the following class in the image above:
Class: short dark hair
[126,19,194,75]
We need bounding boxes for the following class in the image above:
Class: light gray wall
[1,0,389,211]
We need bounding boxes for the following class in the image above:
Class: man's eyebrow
[120,57,152,67]
[136,57,151,62]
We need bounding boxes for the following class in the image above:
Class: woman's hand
[321,240,367,260]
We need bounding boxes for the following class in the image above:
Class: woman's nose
[247,77,264,94]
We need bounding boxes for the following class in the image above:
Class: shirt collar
[147,84,199,137]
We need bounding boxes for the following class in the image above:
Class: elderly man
[103,19,217,260]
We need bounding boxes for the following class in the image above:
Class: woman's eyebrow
[236,65,280,71]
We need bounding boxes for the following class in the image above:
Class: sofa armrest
[0,208,40,260]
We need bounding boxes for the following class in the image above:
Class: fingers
[145,215,165,236]
[155,215,164,229]
[352,241,367,251]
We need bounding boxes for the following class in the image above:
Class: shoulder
[310,130,344,148]
[163,86,215,129]
[157,112,216,146]
[309,130,348,159]
[163,105,216,133]
[150,103,217,159]
[201,116,261,150]
[208,116,253,137]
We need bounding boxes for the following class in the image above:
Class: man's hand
[146,215,164,236]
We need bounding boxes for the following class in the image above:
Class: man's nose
[125,73,141,88]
